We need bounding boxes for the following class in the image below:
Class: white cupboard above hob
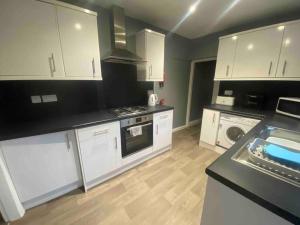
[214,19,300,81]
[136,29,165,81]
[0,0,102,81]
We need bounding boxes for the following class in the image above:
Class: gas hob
[111,106,149,117]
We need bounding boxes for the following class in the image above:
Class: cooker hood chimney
[103,6,145,64]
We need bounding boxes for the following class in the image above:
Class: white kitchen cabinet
[56,6,102,80]
[232,27,284,78]
[0,131,82,208]
[153,110,173,152]
[276,22,300,78]
[200,109,220,146]
[136,29,165,81]
[76,121,121,190]
[0,0,65,79]
[215,36,238,79]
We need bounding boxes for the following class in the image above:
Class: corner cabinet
[0,130,82,209]
[153,110,173,152]
[76,121,121,191]
[0,0,102,81]
[215,36,238,79]
[136,29,165,81]
[199,109,220,146]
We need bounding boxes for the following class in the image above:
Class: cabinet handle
[149,65,151,77]
[226,65,229,76]
[268,61,273,76]
[212,113,216,124]
[282,60,287,76]
[94,129,108,136]
[48,57,54,76]
[51,53,56,73]
[92,58,95,76]
[66,133,70,151]
[114,137,118,149]
[156,124,158,135]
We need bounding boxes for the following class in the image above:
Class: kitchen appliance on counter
[148,94,158,107]
[276,97,300,119]
[244,94,264,109]
[111,106,148,117]
[216,96,235,106]
[120,114,153,158]
[217,113,260,149]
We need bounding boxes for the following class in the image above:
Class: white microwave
[276,97,300,119]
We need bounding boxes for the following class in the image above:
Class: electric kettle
[148,94,158,106]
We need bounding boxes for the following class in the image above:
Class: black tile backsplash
[219,81,300,110]
[0,63,153,123]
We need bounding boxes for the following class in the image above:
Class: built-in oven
[120,114,153,158]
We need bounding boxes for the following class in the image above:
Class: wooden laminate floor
[10,125,219,225]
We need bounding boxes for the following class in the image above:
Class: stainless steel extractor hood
[103,6,146,64]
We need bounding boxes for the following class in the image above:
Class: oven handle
[126,122,153,131]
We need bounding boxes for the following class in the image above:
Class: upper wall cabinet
[233,27,283,79]
[136,29,165,81]
[0,0,102,81]
[56,6,102,79]
[215,36,238,79]
[214,20,300,81]
[0,0,65,79]
[276,22,300,78]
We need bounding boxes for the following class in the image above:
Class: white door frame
[185,57,217,126]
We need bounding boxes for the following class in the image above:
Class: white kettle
[148,94,158,106]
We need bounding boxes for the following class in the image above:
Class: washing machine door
[226,126,246,143]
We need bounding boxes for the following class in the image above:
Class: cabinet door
[276,22,300,78]
[0,131,81,203]
[153,110,173,152]
[215,36,237,79]
[146,32,165,81]
[0,0,65,78]
[200,109,220,145]
[56,6,102,79]
[233,27,283,78]
[77,122,121,186]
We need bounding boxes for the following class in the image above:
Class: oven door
[121,121,153,158]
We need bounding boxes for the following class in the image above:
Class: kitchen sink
[232,126,300,187]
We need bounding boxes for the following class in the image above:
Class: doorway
[186,58,218,126]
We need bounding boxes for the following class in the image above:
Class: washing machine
[217,113,260,149]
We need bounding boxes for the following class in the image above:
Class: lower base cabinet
[200,109,220,146]
[153,110,173,152]
[76,121,122,191]
[0,130,82,209]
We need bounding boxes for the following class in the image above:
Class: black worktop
[205,104,271,119]
[205,107,300,224]
[0,105,173,141]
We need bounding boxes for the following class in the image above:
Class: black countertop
[205,108,300,224]
[205,104,270,119]
[0,105,173,141]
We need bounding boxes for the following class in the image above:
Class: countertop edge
[205,157,300,225]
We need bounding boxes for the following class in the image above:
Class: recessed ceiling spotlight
[232,36,238,40]
[277,25,284,31]
[189,4,197,13]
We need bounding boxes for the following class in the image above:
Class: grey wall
[61,0,192,129]
[190,11,300,60]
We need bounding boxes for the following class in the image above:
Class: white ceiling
[91,0,300,39]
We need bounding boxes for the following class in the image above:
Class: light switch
[31,96,42,104]
[42,95,58,103]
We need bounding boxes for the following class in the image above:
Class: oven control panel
[120,114,153,128]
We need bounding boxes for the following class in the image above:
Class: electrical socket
[31,96,42,104]
[42,95,58,103]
